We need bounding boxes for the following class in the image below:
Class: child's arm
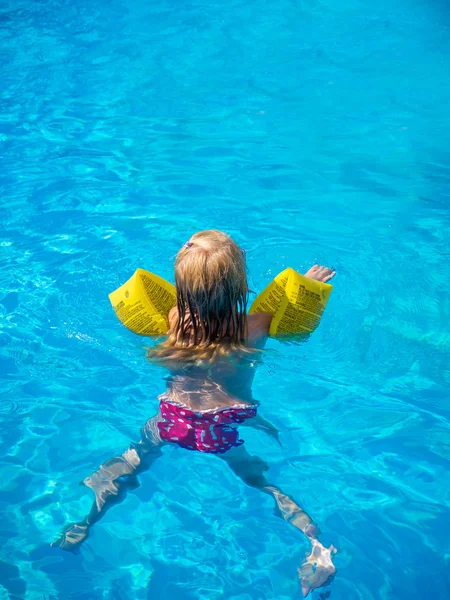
[242,412,281,445]
[168,306,178,328]
[249,265,336,343]
[247,312,272,346]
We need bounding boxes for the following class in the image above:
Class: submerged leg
[220,445,336,597]
[52,416,164,552]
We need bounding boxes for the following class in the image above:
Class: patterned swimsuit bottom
[157,397,257,454]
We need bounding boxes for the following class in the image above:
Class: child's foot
[298,539,337,597]
[51,522,89,553]
[304,265,335,283]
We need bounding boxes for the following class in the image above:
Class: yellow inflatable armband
[109,267,332,337]
[249,267,333,336]
[108,269,176,336]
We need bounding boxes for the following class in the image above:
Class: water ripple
[1,0,450,599]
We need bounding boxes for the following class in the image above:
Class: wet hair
[148,230,249,364]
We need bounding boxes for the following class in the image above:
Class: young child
[53,230,337,597]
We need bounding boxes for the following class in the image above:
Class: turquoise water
[1,0,450,598]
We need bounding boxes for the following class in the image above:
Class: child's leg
[52,415,164,552]
[221,445,317,536]
[220,445,336,597]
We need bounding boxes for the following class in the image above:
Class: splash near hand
[298,538,337,597]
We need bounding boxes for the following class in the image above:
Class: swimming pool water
[1,0,449,598]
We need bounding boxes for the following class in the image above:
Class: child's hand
[304,265,335,283]
[298,539,337,597]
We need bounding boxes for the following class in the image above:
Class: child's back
[163,310,272,410]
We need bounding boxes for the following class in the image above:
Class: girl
[53,230,337,597]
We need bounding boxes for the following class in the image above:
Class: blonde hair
[148,230,249,364]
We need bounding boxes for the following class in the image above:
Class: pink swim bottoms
[158,398,257,454]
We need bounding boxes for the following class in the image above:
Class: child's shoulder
[169,307,271,342]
